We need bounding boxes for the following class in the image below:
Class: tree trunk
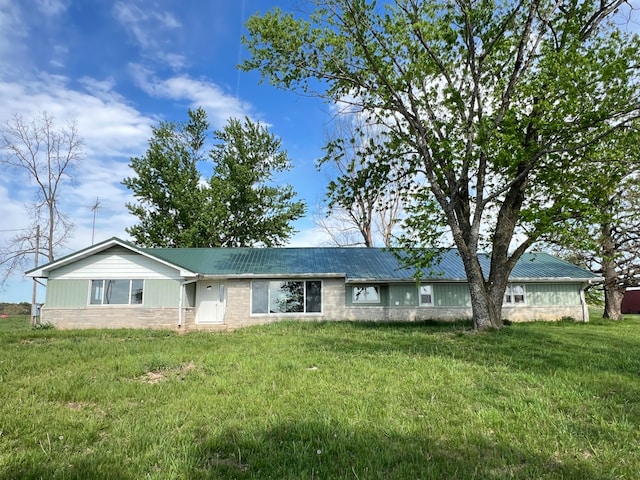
[459,251,504,330]
[603,285,624,320]
[601,221,623,320]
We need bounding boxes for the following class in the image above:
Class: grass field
[1,314,639,479]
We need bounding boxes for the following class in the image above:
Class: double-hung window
[419,284,433,306]
[251,280,322,314]
[90,279,144,305]
[504,284,526,305]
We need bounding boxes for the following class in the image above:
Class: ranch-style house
[26,237,598,330]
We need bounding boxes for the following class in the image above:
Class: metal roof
[25,237,597,282]
[143,246,597,282]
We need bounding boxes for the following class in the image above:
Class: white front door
[195,282,225,324]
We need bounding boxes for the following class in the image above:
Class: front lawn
[1,314,639,479]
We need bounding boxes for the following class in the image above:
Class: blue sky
[0,0,339,303]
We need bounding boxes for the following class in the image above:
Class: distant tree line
[0,302,30,316]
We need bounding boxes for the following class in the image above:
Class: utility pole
[31,224,40,327]
[91,197,100,245]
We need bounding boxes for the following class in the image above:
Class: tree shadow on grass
[0,457,131,480]
[189,419,604,479]
[305,320,640,379]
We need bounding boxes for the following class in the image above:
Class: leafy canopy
[242,0,640,328]
[123,109,306,248]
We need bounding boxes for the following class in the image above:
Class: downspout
[580,282,590,323]
[179,279,199,328]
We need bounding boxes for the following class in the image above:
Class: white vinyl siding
[48,246,182,280]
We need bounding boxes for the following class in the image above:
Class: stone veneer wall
[40,306,195,330]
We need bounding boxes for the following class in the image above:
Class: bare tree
[318,114,404,247]
[0,112,83,283]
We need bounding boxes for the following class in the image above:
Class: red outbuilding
[621,289,640,314]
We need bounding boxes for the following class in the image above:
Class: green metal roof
[143,246,597,282]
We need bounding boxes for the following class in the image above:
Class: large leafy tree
[242,0,640,329]
[123,108,207,247]
[207,117,306,247]
[124,109,305,248]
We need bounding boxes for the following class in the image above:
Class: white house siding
[49,246,183,281]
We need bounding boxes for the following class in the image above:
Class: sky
[0,0,339,303]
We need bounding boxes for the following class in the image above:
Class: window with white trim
[504,284,526,304]
[90,279,144,305]
[352,286,381,304]
[251,280,322,314]
[419,284,434,306]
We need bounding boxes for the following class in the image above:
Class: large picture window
[90,279,144,305]
[352,286,381,304]
[251,280,322,314]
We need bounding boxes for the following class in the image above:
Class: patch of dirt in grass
[65,401,87,410]
[200,452,248,472]
[135,362,196,384]
[216,453,249,472]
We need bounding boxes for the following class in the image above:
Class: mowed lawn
[1,314,640,479]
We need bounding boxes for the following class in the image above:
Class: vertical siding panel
[389,284,418,306]
[143,280,181,307]
[434,283,471,307]
[46,279,88,307]
[525,283,581,306]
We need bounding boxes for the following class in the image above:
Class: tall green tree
[206,117,306,247]
[123,108,207,247]
[242,0,640,329]
[124,110,305,248]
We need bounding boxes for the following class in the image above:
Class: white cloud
[0,70,156,300]
[35,0,69,17]
[0,0,29,72]
[0,75,154,158]
[113,1,185,70]
[129,63,253,128]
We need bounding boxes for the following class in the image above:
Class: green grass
[1,313,640,479]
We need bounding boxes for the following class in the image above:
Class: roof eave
[25,237,198,278]
[199,273,345,280]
